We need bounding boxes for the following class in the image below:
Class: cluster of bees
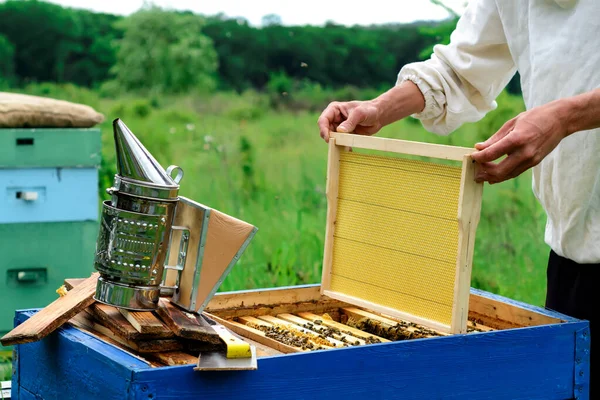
[240,309,491,353]
[299,318,382,345]
[246,321,336,350]
[244,314,447,351]
[345,317,442,341]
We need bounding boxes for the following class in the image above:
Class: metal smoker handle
[159,165,188,297]
[159,225,190,297]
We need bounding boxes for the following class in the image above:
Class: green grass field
[0,85,548,380]
[0,350,10,382]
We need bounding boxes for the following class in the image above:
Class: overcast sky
[43,0,467,26]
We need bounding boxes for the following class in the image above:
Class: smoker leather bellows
[94,119,257,312]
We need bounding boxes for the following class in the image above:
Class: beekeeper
[317,0,599,395]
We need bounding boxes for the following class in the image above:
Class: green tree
[0,0,82,82]
[0,34,15,84]
[203,16,269,91]
[0,0,122,86]
[111,6,218,94]
[202,14,432,92]
[62,10,123,87]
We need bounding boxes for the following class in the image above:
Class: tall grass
[0,350,10,381]
[14,83,550,307]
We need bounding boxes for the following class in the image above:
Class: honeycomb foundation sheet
[328,151,463,330]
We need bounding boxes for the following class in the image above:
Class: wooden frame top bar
[331,132,476,161]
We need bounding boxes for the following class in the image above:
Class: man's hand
[471,101,571,184]
[317,81,426,143]
[317,100,382,143]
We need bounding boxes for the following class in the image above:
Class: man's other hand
[317,100,382,143]
[471,101,570,184]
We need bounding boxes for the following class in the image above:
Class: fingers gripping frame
[320,133,483,334]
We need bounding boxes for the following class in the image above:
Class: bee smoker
[93,119,185,310]
[93,119,257,312]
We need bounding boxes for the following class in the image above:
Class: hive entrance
[321,133,483,334]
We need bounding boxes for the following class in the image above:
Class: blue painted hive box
[10,283,590,400]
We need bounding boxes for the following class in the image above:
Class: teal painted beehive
[0,128,101,338]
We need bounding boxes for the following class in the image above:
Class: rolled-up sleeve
[398,0,517,135]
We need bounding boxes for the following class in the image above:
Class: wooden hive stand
[320,132,483,334]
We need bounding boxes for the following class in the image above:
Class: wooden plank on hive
[64,278,85,290]
[67,311,154,367]
[277,313,367,345]
[156,299,221,344]
[87,318,184,353]
[1,273,99,346]
[90,303,174,340]
[206,313,304,354]
[119,309,172,336]
[66,277,277,351]
[78,309,184,354]
[65,277,175,340]
[320,132,483,334]
[145,351,198,366]
[297,312,390,343]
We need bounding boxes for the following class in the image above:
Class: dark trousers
[545,249,597,398]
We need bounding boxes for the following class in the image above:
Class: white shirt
[397,0,600,264]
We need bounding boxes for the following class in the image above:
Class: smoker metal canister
[93,119,184,310]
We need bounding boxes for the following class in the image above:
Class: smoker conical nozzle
[113,118,178,188]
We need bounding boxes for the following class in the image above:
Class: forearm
[370,80,425,127]
[561,88,600,136]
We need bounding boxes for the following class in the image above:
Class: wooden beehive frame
[320,132,483,334]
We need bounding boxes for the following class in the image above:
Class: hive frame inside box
[321,132,483,334]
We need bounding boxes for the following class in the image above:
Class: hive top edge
[113,118,181,189]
